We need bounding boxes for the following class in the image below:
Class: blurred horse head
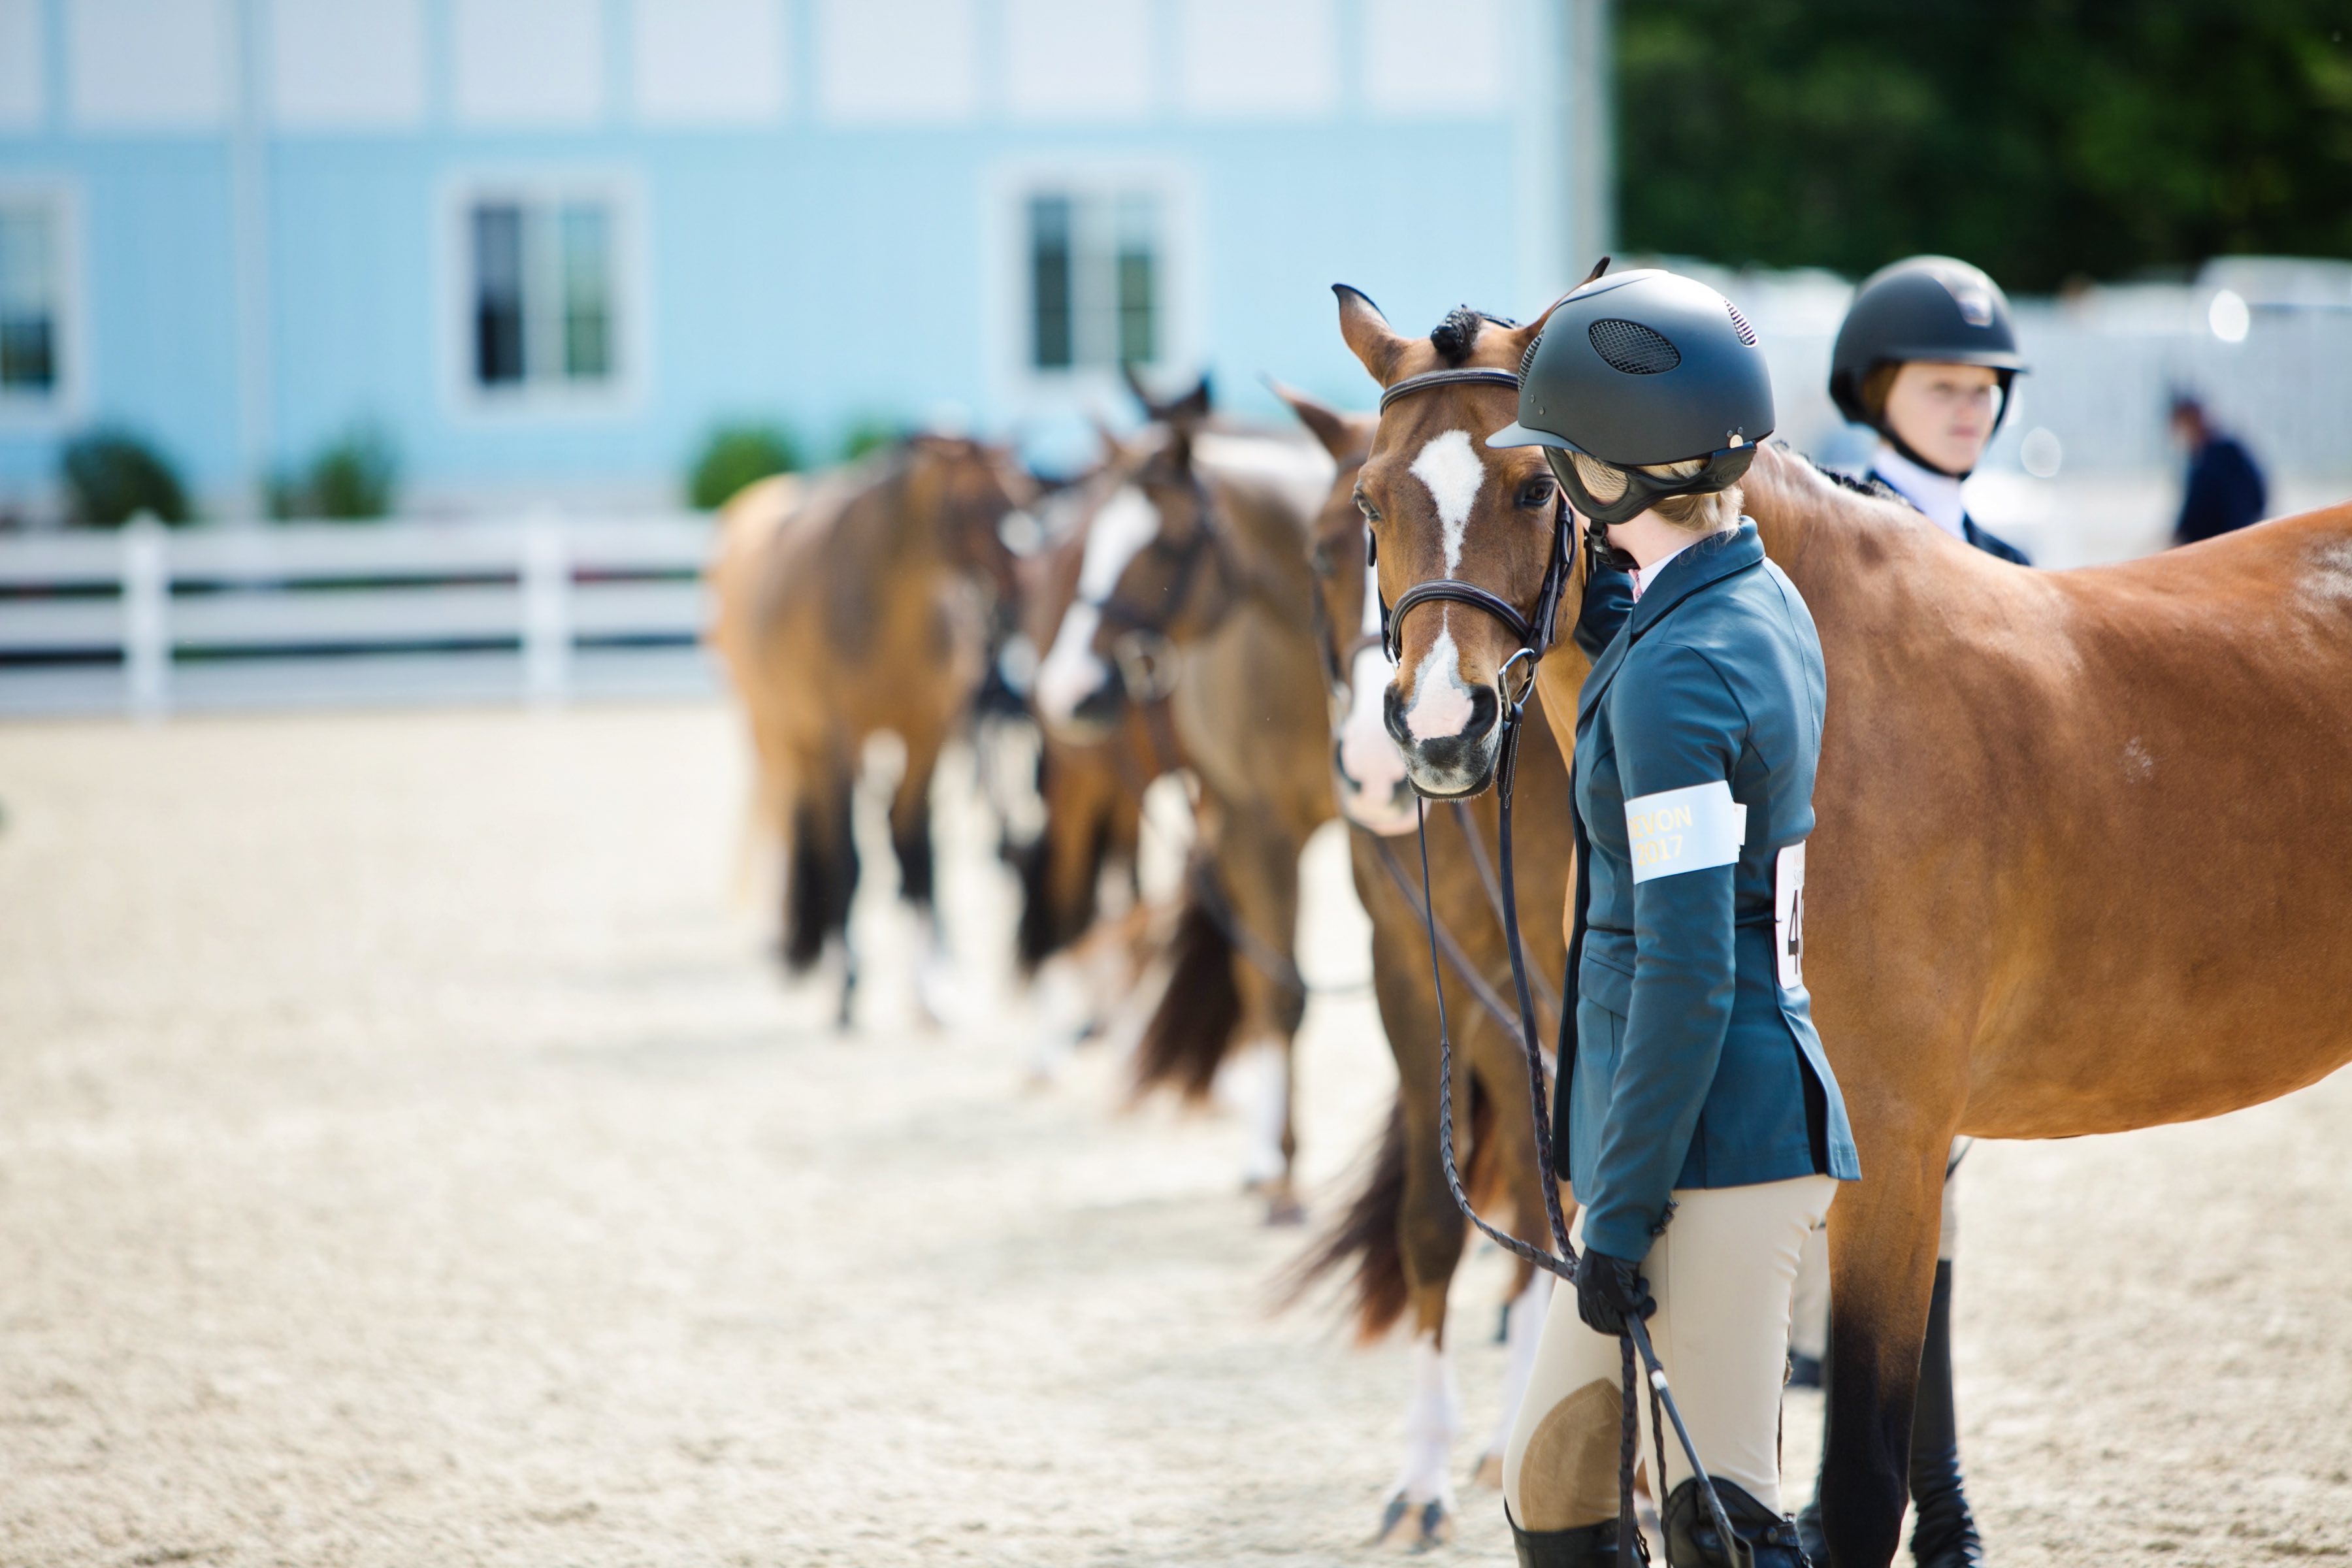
[1269,382,1417,837]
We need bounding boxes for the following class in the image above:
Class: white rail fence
[0,514,718,719]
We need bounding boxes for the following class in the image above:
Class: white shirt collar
[1629,540,1697,602]
[1871,442,1970,542]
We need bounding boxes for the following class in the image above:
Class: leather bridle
[1372,368,1577,708]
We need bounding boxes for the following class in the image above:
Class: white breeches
[1503,1175,1838,1529]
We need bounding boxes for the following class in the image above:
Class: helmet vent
[1588,318,1682,375]
[1725,301,1758,346]
[1517,333,1542,384]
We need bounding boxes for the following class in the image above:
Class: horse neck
[1740,445,1929,630]
[1211,477,1315,615]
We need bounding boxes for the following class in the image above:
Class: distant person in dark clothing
[2170,397,2267,545]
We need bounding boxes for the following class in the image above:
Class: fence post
[521,512,570,704]
[122,513,169,720]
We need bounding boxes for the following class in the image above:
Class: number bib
[1774,842,1806,988]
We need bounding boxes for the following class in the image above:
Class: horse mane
[1428,305,1518,367]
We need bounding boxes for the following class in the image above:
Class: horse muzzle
[1384,680,1501,799]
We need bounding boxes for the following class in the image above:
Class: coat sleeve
[1578,642,1746,1262]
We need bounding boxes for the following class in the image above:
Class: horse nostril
[1382,683,1410,749]
[1463,685,1499,742]
[1330,738,1358,790]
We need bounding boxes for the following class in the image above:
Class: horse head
[1334,286,1580,798]
[1271,381,1416,837]
[1033,421,1228,742]
[904,434,1034,609]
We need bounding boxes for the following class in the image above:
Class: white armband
[1624,780,1746,884]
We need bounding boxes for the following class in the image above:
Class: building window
[1027,190,1158,371]
[0,201,62,400]
[466,195,617,392]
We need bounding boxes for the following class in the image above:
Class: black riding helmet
[1489,269,1774,526]
[1828,255,2026,438]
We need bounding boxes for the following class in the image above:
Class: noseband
[1373,367,1575,700]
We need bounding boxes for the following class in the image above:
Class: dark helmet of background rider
[1828,255,2028,436]
[1488,269,1775,525]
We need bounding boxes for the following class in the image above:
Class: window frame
[438,169,648,421]
[984,159,1200,416]
[0,179,88,431]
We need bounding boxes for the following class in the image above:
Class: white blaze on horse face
[1410,429,1487,578]
[1404,625,1476,741]
[1337,555,1417,835]
[1036,485,1162,727]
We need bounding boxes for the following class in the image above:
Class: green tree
[61,427,191,527]
[1618,1,2352,289]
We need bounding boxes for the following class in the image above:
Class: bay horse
[1003,463,1186,1062]
[1271,382,1578,1548]
[710,436,1031,1027]
[1033,413,1336,1223]
[1333,284,2352,1568]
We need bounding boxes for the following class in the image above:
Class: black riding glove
[1575,1248,1656,1337]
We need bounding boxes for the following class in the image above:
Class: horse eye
[1354,494,1380,523]
[1520,477,1558,508]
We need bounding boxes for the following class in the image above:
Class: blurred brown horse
[1337,285,2352,1568]
[1034,409,1335,1222]
[1273,384,1576,1548]
[709,437,1030,1026]
[1002,463,1189,1059]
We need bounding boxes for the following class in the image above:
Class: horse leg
[1211,814,1306,1224]
[1817,1124,1947,1568]
[1364,953,1471,1548]
[889,724,951,1027]
[1473,1056,1554,1490]
[783,750,860,1028]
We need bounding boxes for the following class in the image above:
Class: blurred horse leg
[889,721,952,1026]
[784,744,860,1030]
[1209,811,1307,1225]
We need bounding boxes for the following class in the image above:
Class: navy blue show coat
[1558,521,1859,1264]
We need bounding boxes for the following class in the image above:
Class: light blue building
[0,0,1609,517]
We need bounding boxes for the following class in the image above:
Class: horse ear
[1333,284,1410,386]
[1123,363,1213,426]
[1266,377,1372,464]
[1510,257,1609,355]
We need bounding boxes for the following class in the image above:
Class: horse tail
[1275,1098,1410,1342]
[1276,1066,1505,1342]
[1129,879,1242,1102]
[784,777,857,973]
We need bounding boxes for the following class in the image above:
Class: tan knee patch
[1516,1378,1626,1529]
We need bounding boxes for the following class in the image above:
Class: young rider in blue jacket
[1488,269,1857,1568]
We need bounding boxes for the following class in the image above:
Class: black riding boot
[1665,1477,1812,1568]
[1795,1260,1983,1568]
[1908,1260,1984,1568]
[1507,1511,1625,1568]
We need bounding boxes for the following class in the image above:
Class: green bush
[840,417,909,463]
[272,423,400,520]
[61,427,192,527]
[688,421,802,510]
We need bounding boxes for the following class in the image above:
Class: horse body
[717,439,1029,1024]
[1334,286,2351,1568]
[1036,425,1338,1220]
[1739,451,2352,1143]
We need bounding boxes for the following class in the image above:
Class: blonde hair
[1568,452,1742,534]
